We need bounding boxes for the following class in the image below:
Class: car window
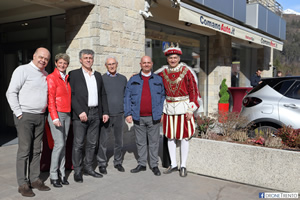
[285,81,300,99]
[273,80,295,95]
[247,81,266,95]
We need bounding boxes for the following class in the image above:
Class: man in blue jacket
[124,56,165,176]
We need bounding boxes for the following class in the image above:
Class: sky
[276,0,300,12]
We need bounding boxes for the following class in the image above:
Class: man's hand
[130,73,138,78]
[160,114,164,123]
[103,115,109,123]
[53,120,62,127]
[79,112,88,122]
[126,116,133,123]
[17,115,22,120]
[186,113,193,121]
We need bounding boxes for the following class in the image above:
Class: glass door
[0,15,65,133]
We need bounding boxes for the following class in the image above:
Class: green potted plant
[218,78,230,122]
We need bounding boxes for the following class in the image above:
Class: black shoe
[61,177,69,185]
[50,179,62,188]
[163,166,178,174]
[74,173,83,183]
[114,164,125,172]
[83,170,103,178]
[180,167,187,177]
[99,166,107,175]
[130,165,146,173]
[152,167,161,176]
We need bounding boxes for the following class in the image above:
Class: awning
[179,2,283,51]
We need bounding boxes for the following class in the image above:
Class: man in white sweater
[6,47,51,197]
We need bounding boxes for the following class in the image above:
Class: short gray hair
[105,56,118,65]
[79,49,94,59]
[55,53,70,63]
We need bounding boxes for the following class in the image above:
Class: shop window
[145,21,207,75]
[232,42,256,87]
[145,21,208,114]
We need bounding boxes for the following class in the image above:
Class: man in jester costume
[155,43,203,177]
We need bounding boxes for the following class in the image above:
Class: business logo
[261,38,278,48]
[259,192,265,198]
[199,16,235,35]
[245,35,254,41]
[259,192,298,199]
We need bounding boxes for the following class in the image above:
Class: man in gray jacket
[6,47,51,197]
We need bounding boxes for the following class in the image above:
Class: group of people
[6,44,201,197]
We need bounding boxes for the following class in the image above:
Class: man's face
[32,48,50,70]
[80,53,94,70]
[105,58,118,75]
[56,59,69,73]
[167,54,180,68]
[256,70,262,76]
[140,56,153,74]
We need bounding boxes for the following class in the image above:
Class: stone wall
[65,0,145,78]
[207,32,232,113]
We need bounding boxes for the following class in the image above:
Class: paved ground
[0,128,277,200]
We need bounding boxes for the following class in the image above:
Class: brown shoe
[31,179,51,191]
[18,184,35,197]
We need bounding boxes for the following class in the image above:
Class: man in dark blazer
[69,49,109,183]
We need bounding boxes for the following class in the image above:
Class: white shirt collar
[141,71,151,77]
[60,71,66,81]
[82,67,94,75]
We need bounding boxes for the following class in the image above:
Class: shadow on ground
[0,127,17,146]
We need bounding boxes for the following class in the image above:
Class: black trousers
[72,108,100,173]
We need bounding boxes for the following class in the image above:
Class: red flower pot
[218,103,229,123]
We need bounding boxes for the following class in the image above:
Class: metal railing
[247,0,283,16]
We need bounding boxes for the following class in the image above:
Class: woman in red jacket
[47,53,71,187]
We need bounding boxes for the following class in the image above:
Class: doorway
[0,15,66,140]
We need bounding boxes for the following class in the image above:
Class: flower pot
[218,103,229,122]
[186,138,300,192]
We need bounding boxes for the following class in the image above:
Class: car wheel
[253,126,279,137]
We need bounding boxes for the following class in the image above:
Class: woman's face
[167,54,180,68]
[55,58,69,73]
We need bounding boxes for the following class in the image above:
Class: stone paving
[0,130,276,200]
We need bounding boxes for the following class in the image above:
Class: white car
[240,76,300,134]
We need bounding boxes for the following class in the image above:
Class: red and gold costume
[158,63,200,140]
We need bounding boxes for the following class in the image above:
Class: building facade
[0,0,285,130]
